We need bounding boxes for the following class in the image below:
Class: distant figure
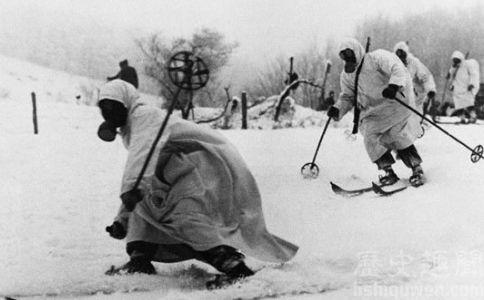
[222,98,240,129]
[230,98,239,114]
[393,41,436,116]
[75,95,81,105]
[448,51,480,123]
[318,90,335,111]
[108,59,139,89]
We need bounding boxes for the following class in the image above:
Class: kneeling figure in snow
[97,80,298,287]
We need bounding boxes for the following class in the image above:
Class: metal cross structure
[167,51,209,91]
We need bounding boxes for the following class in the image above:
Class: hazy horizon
[0,0,481,92]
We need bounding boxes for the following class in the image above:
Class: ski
[330,182,373,197]
[371,182,408,196]
[433,116,484,125]
[434,121,484,125]
[330,181,408,197]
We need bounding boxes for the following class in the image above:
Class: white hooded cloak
[449,51,480,110]
[98,80,298,263]
[334,38,421,162]
[393,41,436,112]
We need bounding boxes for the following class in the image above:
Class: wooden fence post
[241,92,247,129]
[31,92,38,134]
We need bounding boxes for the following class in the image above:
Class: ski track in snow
[2,55,484,299]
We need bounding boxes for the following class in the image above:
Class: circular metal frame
[471,144,483,163]
[167,51,209,91]
[301,162,320,179]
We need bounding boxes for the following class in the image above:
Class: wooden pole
[31,92,38,134]
[241,92,247,129]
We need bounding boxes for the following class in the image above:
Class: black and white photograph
[1,0,484,299]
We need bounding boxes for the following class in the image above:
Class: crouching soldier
[97,80,298,288]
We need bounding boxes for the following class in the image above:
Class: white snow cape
[334,38,420,162]
[100,80,298,263]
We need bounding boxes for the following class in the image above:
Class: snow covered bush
[200,95,327,130]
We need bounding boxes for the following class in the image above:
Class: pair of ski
[330,180,408,197]
[435,121,484,126]
[431,116,484,126]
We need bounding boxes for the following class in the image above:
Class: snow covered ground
[2,56,484,300]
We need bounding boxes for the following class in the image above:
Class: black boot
[106,241,158,275]
[379,166,399,186]
[206,261,254,289]
[105,256,156,275]
[199,246,255,289]
[409,165,425,187]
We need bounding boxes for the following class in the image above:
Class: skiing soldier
[327,38,425,187]
[448,51,480,123]
[97,80,298,287]
[393,41,436,116]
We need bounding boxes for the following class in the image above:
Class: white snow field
[2,55,484,300]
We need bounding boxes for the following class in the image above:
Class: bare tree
[244,44,340,109]
[354,6,484,103]
[136,28,238,118]
[196,86,232,124]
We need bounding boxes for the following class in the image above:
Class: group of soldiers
[321,40,481,124]
[393,41,480,124]
[325,38,480,189]
[95,39,480,288]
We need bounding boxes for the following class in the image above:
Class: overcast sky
[6,0,476,56]
[1,0,481,81]
[4,0,480,53]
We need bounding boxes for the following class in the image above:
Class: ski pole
[132,51,210,191]
[351,37,370,135]
[393,96,483,163]
[318,60,332,107]
[132,88,183,190]
[418,94,435,138]
[421,95,430,125]
[288,57,294,80]
[301,117,332,179]
[439,76,449,122]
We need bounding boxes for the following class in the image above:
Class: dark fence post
[241,92,247,129]
[31,92,38,134]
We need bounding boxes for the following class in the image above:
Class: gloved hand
[382,84,400,99]
[468,84,475,92]
[121,189,143,211]
[105,221,127,239]
[427,91,436,99]
[327,106,339,119]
